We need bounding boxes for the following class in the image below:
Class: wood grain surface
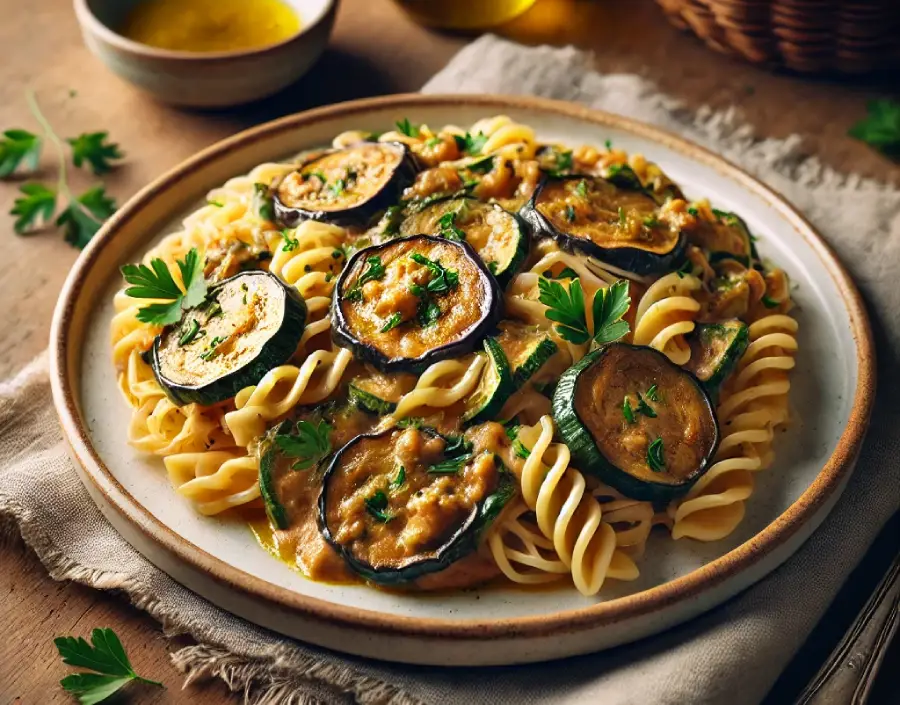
[0,0,897,702]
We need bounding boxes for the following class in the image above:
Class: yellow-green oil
[394,0,539,30]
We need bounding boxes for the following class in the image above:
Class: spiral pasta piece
[225,348,353,447]
[128,395,233,456]
[670,314,798,540]
[515,416,640,595]
[591,483,656,559]
[487,498,569,585]
[165,450,260,515]
[632,272,702,365]
[391,355,487,420]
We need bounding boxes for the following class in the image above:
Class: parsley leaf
[55,627,162,704]
[635,392,657,418]
[281,229,299,252]
[646,384,659,401]
[67,131,123,175]
[591,280,631,345]
[565,204,576,222]
[395,118,420,138]
[344,255,386,302]
[252,183,275,222]
[454,131,488,156]
[647,438,666,473]
[542,266,579,280]
[410,253,459,294]
[437,210,466,241]
[121,248,207,325]
[56,186,117,249]
[0,129,42,177]
[390,466,406,490]
[275,419,332,470]
[365,490,394,522]
[380,311,404,333]
[11,182,56,233]
[538,277,590,344]
[623,398,636,424]
[848,99,900,155]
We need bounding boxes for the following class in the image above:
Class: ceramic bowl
[51,95,874,665]
[73,0,338,108]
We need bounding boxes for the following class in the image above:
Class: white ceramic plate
[50,95,874,666]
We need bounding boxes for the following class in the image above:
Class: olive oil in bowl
[121,0,301,53]
[393,0,538,30]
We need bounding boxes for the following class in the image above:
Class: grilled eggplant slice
[398,197,529,286]
[151,271,306,406]
[319,425,516,585]
[332,234,502,372]
[552,343,719,501]
[274,142,417,227]
[521,176,686,276]
[684,320,749,402]
[687,208,759,263]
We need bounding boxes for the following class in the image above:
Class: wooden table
[1,0,897,701]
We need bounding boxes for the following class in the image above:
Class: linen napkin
[2,36,899,705]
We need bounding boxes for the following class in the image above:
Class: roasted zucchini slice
[318,425,516,585]
[494,320,559,389]
[552,343,719,501]
[398,197,529,286]
[521,176,686,276]
[151,271,307,406]
[331,234,502,372]
[688,208,759,262]
[348,366,417,415]
[273,142,418,227]
[461,338,515,425]
[684,320,749,401]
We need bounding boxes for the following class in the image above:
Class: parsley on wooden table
[55,627,162,704]
[274,419,333,470]
[4,91,120,248]
[121,247,208,325]
[848,99,900,156]
[538,277,631,347]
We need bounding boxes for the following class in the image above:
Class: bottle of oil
[393,0,539,30]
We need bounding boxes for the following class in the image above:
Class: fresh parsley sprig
[55,627,162,704]
[0,128,42,177]
[848,99,900,156]
[454,131,488,156]
[275,419,332,470]
[395,118,420,138]
[67,131,123,175]
[410,253,459,294]
[121,248,208,325]
[538,277,631,347]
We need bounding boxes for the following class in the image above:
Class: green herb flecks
[396,416,424,429]
[281,229,299,252]
[11,183,56,233]
[275,419,332,471]
[646,384,659,402]
[426,434,473,474]
[199,335,227,361]
[617,207,626,225]
[121,248,208,326]
[575,179,588,198]
[390,466,406,490]
[344,255,386,302]
[437,209,466,241]
[208,199,224,208]
[56,627,163,704]
[512,440,531,459]
[454,131,488,156]
[635,392,657,419]
[409,253,459,294]
[252,183,275,222]
[622,397,636,424]
[565,204,576,223]
[647,438,666,473]
[425,136,443,148]
[178,319,201,347]
[380,312,404,333]
[365,490,394,522]
[395,118,420,138]
[675,260,694,279]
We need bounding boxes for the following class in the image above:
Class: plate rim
[49,92,876,641]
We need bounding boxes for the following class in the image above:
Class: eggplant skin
[272,142,418,228]
[521,176,687,276]
[317,428,517,585]
[151,271,307,407]
[330,234,504,373]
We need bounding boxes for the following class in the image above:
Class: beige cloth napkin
[2,36,899,705]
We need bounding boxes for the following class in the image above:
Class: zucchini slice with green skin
[461,337,516,425]
[684,320,749,401]
[688,208,760,263]
[494,320,559,389]
[273,142,418,227]
[552,343,719,502]
[151,271,307,406]
[331,234,502,373]
[347,367,417,415]
[521,176,687,276]
[318,425,517,585]
[398,197,530,287]
[258,422,293,530]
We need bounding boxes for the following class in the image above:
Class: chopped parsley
[178,319,201,346]
[575,179,588,198]
[427,436,474,475]
[274,419,332,471]
[251,183,275,222]
[512,440,531,459]
[635,392,657,418]
[761,294,780,309]
[565,204,576,222]
[281,228,299,252]
[622,397,636,424]
[687,205,699,217]
[437,210,466,241]
[617,206,626,225]
[344,255,386,302]
[425,136,443,148]
[395,118,420,138]
[646,384,659,401]
[454,131,488,156]
[390,466,406,490]
[380,312,404,333]
[409,253,459,294]
[365,490,394,522]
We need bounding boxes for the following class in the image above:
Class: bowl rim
[50,93,876,642]
[72,0,337,62]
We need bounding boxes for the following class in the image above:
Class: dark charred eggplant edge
[151,271,307,407]
[318,427,517,585]
[552,343,720,502]
[272,141,418,228]
[521,175,687,276]
[330,234,504,373]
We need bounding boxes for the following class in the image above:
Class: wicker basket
[655,0,900,74]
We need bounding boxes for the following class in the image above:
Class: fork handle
[797,554,900,705]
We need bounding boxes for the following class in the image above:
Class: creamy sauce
[340,237,488,362]
[278,143,403,212]
[121,0,301,53]
[350,366,418,403]
[536,178,679,254]
[574,345,717,485]
[157,273,283,388]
